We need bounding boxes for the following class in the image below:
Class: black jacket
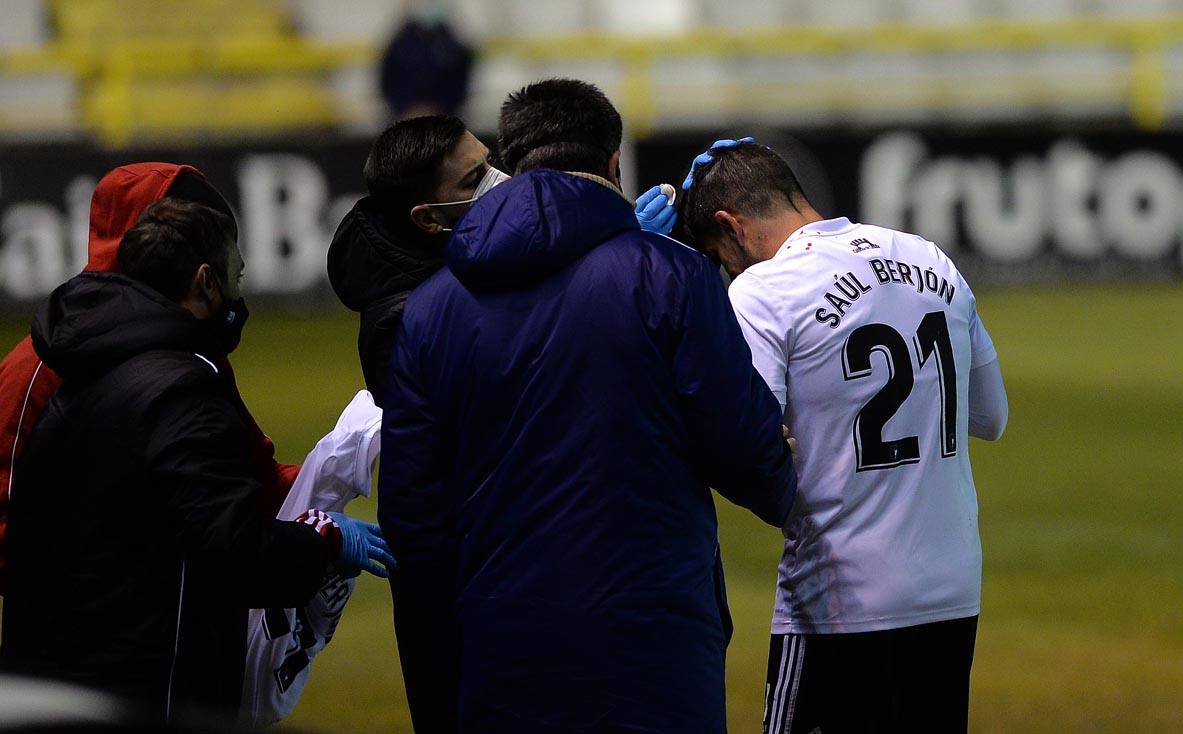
[0,273,331,719]
[328,198,453,731]
[327,196,444,405]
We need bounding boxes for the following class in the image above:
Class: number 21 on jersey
[841,310,957,472]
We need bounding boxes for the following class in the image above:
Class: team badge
[850,237,878,253]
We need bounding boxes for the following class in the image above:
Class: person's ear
[410,204,445,235]
[197,264,220,300]
[714,210,744,245]
[182,263,221,319]
[607,150,622,187]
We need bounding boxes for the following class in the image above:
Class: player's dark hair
[117,197,235,303]
[364,115,469,233]
[497,78,623,177]
[678,142,810,248]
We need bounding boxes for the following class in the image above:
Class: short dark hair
[364,115,468,231]
[497,78,623,176]
[117,198,235,303]
[679,142,810,248]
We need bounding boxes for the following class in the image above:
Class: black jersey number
[842,311,957,472]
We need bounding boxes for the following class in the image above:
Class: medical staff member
[378,79,797,734]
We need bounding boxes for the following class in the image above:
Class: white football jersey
[729,217,998,634]
[241,390,382,727]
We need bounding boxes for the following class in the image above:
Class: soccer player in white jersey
[677,141,1008,734]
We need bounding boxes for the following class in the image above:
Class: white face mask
[429,166,511,209]
[423,166,511,233]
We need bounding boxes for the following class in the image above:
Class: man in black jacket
[328,115,507,405]
[328,114,508,734]
[1,198,394,721]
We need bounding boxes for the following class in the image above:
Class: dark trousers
[762,615,978,734]
[458,605,728,734]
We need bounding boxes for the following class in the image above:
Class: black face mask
[212,296,250,355]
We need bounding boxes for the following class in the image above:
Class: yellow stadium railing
[3,16,1183,146]
[484,17,1183,135]
[0,37,375,146]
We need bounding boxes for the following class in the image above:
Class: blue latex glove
[681,136,756,191]
[328,512,396,579]
[635,185,677,235]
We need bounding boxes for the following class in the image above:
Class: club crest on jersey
[850,237,879,253]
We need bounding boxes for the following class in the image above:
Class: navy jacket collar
[447,170,639,292]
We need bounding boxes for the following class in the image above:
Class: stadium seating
[0,0,49,52]
[2,0,1183,145]
[0,0,372,145]
[0,0,73,138]
[291,0,406,43]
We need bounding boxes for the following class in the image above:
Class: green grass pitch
[2,284,1180,732]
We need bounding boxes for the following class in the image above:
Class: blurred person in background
[377,78,797,734]
[679,141,1007,734]
[378,12,473,120]
[0,198,394,721]
[328,115,508,407]
[0,164,300,596]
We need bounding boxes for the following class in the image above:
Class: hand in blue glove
[635,185,677,235]
[328,512,396,579]
[681,136,756,191]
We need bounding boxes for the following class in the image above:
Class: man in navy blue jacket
[378,79,797,733]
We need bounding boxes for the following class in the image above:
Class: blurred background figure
[0,1,1180,732]
[377,7,473,120]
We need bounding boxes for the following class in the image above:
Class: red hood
[83,162,203,273]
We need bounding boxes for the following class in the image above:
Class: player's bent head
[498,78,623,181]
[365,115,473,232]
[117,197,237,305]
[679,142,811,262]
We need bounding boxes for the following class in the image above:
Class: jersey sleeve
[968,359,1008,440]
[963,281,998,370]
[728,272,791,411]
[968,308,998,370]
[962,277,1005,438]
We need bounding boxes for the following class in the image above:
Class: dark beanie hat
[166,170,238,239]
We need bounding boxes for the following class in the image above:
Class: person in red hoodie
[0,163,299,593]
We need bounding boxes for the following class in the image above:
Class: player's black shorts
[762,615,978,734]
